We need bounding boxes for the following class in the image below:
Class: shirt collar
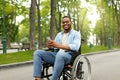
[61,29,73,35]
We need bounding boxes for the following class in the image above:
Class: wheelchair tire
[59,75,69,80]
[71,55,91,80]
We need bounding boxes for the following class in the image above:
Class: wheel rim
[72,55,91,80]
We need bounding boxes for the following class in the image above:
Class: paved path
[0,64,33,80]
[88,50,120,80]
[0,50,120,80]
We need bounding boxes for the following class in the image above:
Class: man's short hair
[62,16,71,21]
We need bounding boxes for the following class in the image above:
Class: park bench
[0,44,2,50]
[10,44,21,51]
[10,43,30,51]
[0,43,30,51]
[21,43,30,50]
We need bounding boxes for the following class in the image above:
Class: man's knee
[56,51,65,59]
[34,50,43,57]
[56,51,71,63]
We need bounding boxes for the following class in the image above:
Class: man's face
[62,17,71,30]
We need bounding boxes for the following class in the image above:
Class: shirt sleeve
[68,31,81,51]
[54,32,61,43]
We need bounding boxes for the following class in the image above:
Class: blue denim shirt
[54,29,81,52]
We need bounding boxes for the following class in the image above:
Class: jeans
[33,50,72,80]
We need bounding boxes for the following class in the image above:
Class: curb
[84,49,120,56]
[0,49,120,70]
[0,60,33,70]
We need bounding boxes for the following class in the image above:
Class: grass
[0,45,119,65]
[81,45,109,54]
[0,50,34,65]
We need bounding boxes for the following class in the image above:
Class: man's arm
[47,40,70,50]
[68,31,81,51]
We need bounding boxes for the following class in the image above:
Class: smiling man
[33,16,81,80]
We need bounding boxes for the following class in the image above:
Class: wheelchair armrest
[42,48,54,52]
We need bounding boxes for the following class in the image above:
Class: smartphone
[46,36,51,40]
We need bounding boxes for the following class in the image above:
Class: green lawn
[0,50,34,65]
[81,45,109,54]
[0,45,119,65]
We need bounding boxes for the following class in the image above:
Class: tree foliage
[1,0,120,50]
[93,0,120,47]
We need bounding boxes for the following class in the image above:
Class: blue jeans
[33,50,72,80]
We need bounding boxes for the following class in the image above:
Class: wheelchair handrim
[72,55,92,80]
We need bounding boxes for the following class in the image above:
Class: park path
[0,50,120,80]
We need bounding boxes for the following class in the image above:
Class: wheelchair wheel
[41,62,53,80]
[72,55,91,80]
[59,75,69,80]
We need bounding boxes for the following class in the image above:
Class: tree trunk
[29,0,36,50]
[8,13,14,48]
[100,30,103,45]
[56,4,61,33]
[35,0,42,49]
[80,10,87,36]
[101,0,107,46]
[50,0,56,39]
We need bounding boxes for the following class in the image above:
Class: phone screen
[46,37,51,40]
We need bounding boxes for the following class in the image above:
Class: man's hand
[47,40,60,48]
[47,40,70,50]
[50,41,60,48]
[47,40,53,48]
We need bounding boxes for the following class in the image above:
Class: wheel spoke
[72,55,91,80]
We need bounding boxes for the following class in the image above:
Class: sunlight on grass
[0,50,34,65]
[0,45,119,65]
[81,45,109,54]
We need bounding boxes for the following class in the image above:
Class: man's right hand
[47,40,53,48]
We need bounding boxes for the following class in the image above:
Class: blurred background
[0,0,120,53]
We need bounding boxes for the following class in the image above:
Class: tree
[29,0,36,50]
[35,0,42,49]
[112,0,120,46]
[0,0,24,48]
[50,0,56,39]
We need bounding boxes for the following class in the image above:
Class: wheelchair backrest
[70,38,83,65]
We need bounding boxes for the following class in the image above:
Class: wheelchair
[41,45,91,80]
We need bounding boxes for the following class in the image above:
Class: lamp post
[108,1,112,49]
[2,0,7,53]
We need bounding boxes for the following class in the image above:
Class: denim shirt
[54,29,81,52]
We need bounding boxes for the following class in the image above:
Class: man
[33,16,81,80]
